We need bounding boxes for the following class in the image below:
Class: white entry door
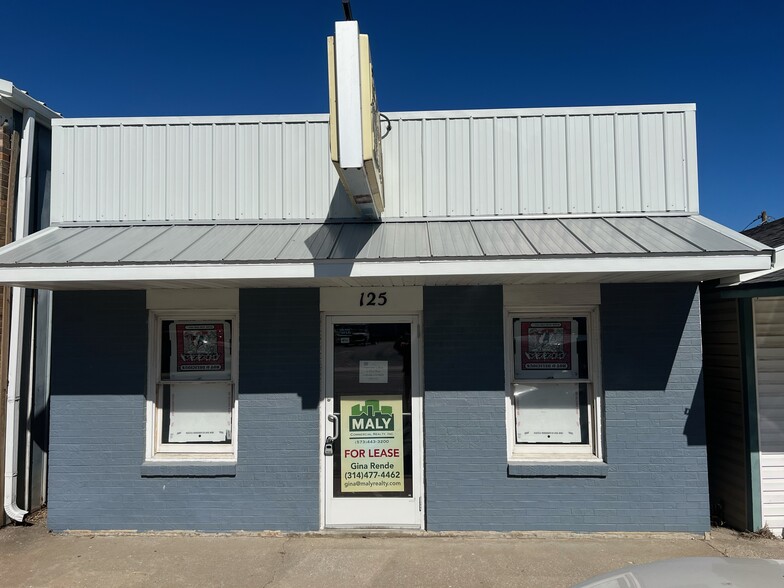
[323,316,423,529]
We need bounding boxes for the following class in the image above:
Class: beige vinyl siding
[755,296,784,535]
[702,298,748,529]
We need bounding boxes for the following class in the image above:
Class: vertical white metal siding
[51,105,699,223]
[755,297,784,535]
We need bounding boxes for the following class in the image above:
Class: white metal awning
[0,215,772,290]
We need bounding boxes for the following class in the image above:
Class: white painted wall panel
[213,124,236,220]
[423,119,447,216]
[399,119,423,217]
[51,104,700,223]
[615,114,642,212]
[470,118,495,215]
[143,125,166,221]
[260,123,283,219]
[494,117,518,215]
[543,116,567,214]
[237,124,260,220]
[664,112,688,211]
[166,125,189,221]
[446,118,471,216]
[755,296,784,535]
[518,117,544,214]
[121,126,143,221]
[639,113,666,212]
[591,115,616,213]
[567,115,592,213]
[96,126,120,222]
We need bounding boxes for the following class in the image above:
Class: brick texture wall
[423,284,710,532]
[47,289,321,532]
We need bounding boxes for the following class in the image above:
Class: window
[505,307,602,461]
[146,311,238,461]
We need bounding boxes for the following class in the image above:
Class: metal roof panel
[560,218,646,254]
[652,217,755,252]
[604,217,701,253]
[472,220,536,256]
[428,222,483,257]
[516,219,591,255]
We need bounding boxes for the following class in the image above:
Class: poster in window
[169,321,231,380]
[515,319,578,379]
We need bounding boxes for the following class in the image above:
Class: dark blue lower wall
[48,284,709,532]
[423,284,709,532]
[48,289,321,531]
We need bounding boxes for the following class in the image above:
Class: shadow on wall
[683,371,706,447]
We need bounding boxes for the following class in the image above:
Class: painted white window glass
[508,312,601,459]
[148,314,238,460]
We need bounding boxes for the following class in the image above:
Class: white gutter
[4,108,35,522]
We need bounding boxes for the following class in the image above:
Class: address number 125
[359,291,387,306]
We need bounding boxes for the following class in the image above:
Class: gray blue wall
[423,284,709,532]
[47,289,320,532]
[48,284,708,532]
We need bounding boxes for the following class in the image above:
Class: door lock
[324,437,334,456]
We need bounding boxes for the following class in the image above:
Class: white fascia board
[0,254,771,288]
[0,79,61,123]
[726,245,784,284]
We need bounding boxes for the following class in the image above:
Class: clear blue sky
[4,0,781,230]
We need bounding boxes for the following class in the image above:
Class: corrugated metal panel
[516,219,590,255]
[51,105,699,223]
[560,218,646,254]
[224,224,298,261]
[470,118,495,216]
[278,223,342,260]
[72,226,174,263]
[755,297,784,535]
[604,217,701,253]
[428,222,483,257]
[22,226,129,264]
[363,222,430,259]
[591,115,616,213]
[472,220,536,256]
[123,225,213,262]
[494,117,518,216]
[567,115,592,214]
[446,118,471,216]
[542,116,567,214]
[518,116,544,214]
[653,217,754,252]
[615,113,642,212]
[173,225,257,262]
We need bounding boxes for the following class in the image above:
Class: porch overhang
[0,215,772,290]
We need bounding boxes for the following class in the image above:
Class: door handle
[327,413,339,442]
[324,414,339,456]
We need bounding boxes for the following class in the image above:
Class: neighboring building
[702,217,784,535]
[0,80,60,526]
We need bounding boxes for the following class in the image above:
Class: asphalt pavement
[1,514,783,588]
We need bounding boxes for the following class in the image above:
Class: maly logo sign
[349,400,394,431]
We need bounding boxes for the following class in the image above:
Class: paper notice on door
[359,361,388,384]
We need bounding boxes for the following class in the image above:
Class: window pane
[513,317,588,380]
[161,320,232,381]
[161,382,232,444]
[514,382,589,444]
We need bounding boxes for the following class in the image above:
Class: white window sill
[507,459,608,478]
[140,461,237,478]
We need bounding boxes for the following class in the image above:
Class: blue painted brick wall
[47,289,321,532]
[423,284,709,532]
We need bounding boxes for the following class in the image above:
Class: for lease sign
[340,396,404,493]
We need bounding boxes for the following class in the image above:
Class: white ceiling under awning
[0,215,772,290]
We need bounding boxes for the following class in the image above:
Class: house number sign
[320,287,423,313]
[358,291,387,307]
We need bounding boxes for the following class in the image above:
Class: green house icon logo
[349,400,394,431]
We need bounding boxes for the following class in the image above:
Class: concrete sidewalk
[1,516,783,588]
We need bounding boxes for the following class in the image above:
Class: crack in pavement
[262,537,291,588]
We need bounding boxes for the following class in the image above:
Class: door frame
[319,311,425,530]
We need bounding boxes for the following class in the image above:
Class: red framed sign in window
[168,321,232,381]
[514,319,578,380]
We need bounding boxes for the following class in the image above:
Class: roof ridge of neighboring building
[742,216,784,248]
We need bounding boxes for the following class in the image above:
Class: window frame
[504,305,603,462]
[145,309,239,462]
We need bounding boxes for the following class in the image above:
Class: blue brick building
[0,26,774,533]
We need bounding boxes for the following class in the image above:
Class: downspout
[3,108,35,522]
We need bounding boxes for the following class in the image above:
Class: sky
[4,0,782,231]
